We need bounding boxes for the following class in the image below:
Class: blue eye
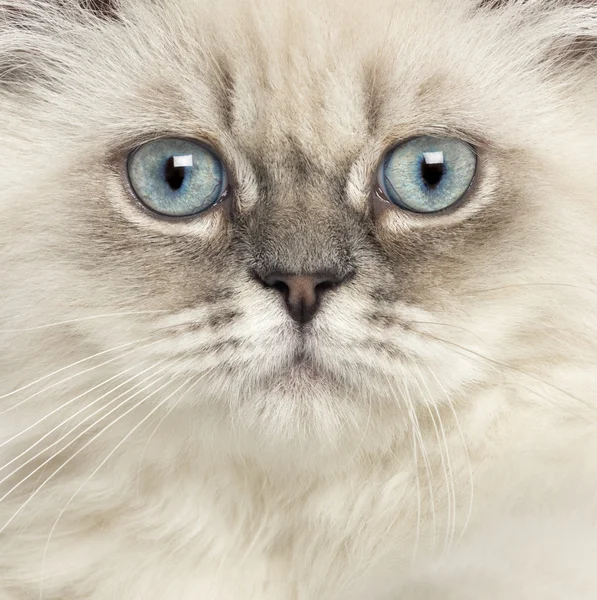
[378,136,477,213]
[127,138,227,217]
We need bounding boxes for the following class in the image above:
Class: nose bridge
[253,200,354,278]
[241,134,358,279]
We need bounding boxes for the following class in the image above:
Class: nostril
[270,279,290,300]
[254,269,352,324]
[314,279,338,295]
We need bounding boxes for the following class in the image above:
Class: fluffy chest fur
[2,0,597,599]
[5,392,597,600]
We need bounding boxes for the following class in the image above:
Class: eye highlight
[377,136,477,213]
[127,138,227,217]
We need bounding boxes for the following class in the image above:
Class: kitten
[1,0,597,598]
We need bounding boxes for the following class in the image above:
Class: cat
[1,0,597,598]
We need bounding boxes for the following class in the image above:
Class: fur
[1,0,597,598]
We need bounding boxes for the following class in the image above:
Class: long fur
[1,0,597,598]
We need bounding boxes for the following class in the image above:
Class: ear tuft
[78,0,120,20]
[478,0,597,10]
[477,0,511,9]
[0,0,121,91]
[476,0,597,73]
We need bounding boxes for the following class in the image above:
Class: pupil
[165,156,186,191]
[421,159,444,188]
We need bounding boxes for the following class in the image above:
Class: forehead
[150,0,534,153]
[170,0,386,166]
[52,0,548,169]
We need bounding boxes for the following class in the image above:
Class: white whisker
[432,402,456,553]
[0,337,157,409]
[0,310,167,333]
[0,361,170,484]
[413,368,455,555]
[385,372,437,555]
[0,370,171,513]
[413,329,597,416]
[427,367,474,547]
[0,363,139,452]
[411,419,422,565]
[133,371,203,503]
[38,373,197,600]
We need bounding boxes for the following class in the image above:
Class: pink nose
[259,272,344,324]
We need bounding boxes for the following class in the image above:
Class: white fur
[2,0,597,598]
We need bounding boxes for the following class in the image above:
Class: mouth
[287,347,333,382]
[292,348,315,369]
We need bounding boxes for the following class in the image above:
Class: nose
[258,272,347,324]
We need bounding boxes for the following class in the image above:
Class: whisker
[517,381,594,424]
[39,373,199,600]
[0,336,156,407]
[410,414,422,566]
[456,282,597,297]
[0,363,140,452]
[0,361,170,484]
[412,328,597,416]
[415,366,457,554]
[133,371,204,503]
[0,369,170,511]
[0,311,167,333]
[386,372,437,555]
[426,367,474,547]
[121,373,216,568]
[412,381,451,555]
[408,321,485,344]
[435,408,456,553]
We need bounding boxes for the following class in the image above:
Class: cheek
[70,207,240,315]
[134,278,296,375]
[370,203,523,316]
[304,226,533,401]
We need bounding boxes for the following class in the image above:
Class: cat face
[2,0,597,454]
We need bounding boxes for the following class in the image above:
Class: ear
[0,0,121,22]
[478,0,597,10]
[77,0,120,20]
[0,1,121,90]
[477,0,597,72]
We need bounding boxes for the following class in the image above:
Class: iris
[378,136,477,213]
[128,138,227,217]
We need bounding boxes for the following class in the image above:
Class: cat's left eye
[127,138,228,217]
[377,136,477,214]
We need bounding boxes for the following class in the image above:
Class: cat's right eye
[127,138,228,217]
